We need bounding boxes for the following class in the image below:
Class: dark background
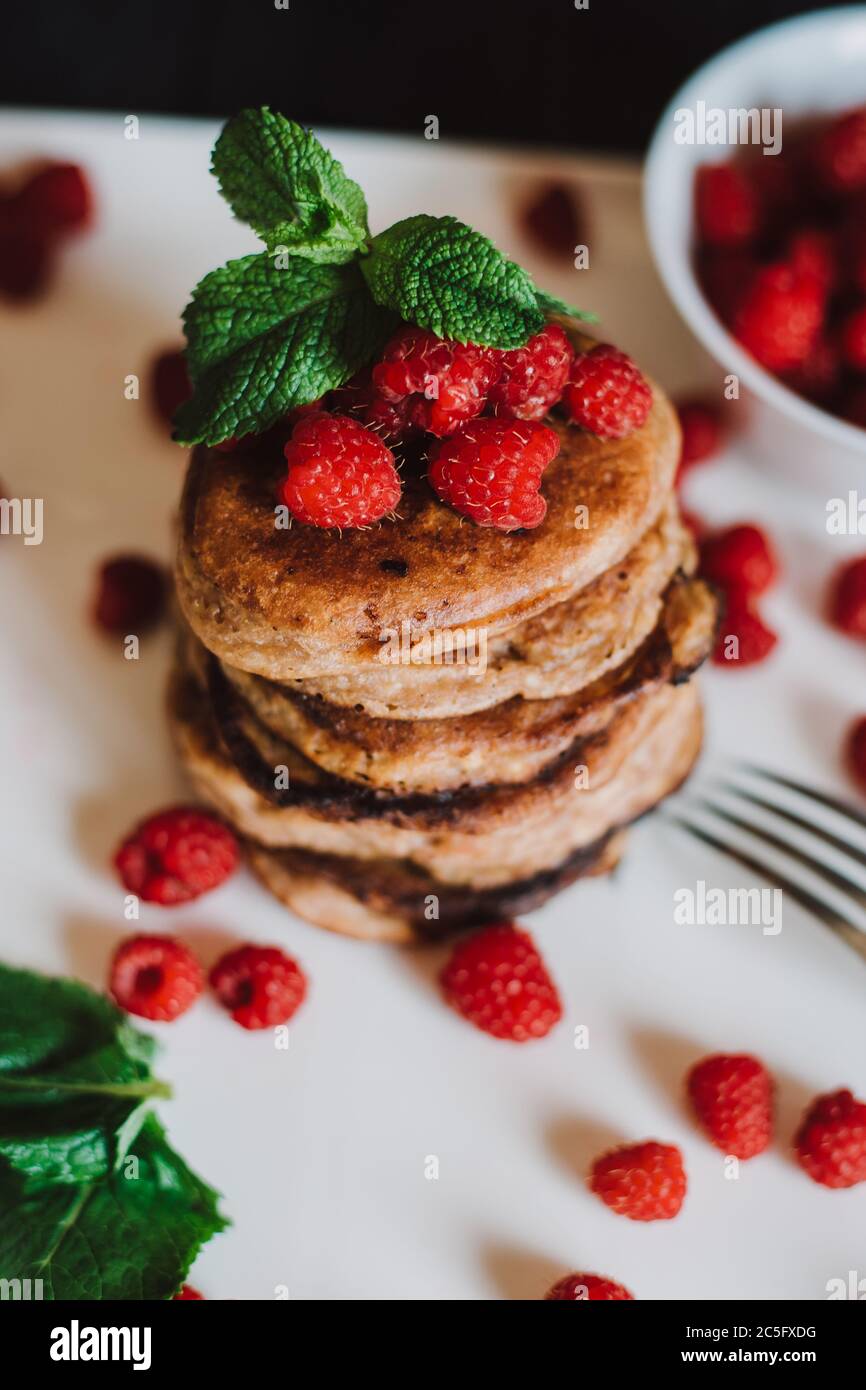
[2,0,849,151]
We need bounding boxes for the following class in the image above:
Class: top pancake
[176,333,680,682]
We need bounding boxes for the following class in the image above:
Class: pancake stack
[171,327,717,943]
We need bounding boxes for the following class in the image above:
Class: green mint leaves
[212,108,369,264]
[360,215,543,349]
[175,106,593,445]
[176,255,396,444]
[0,965,228,1298]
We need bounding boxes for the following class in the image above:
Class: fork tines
[663,761,866,961]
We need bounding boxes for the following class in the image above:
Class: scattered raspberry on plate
[109,935,204,1022]
[590,1140,686,1222]
[794,1088,866,1188]
[687,1053,774,1159]
[439,921,562,1042]
[114,807,239,905]
[544,1273,634,1301]
[209,944,307,1030]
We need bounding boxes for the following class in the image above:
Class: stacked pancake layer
[172,338,716,942]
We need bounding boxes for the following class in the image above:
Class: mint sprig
[175,107,595,445]
[212,107,369,264]
[0,964,228,1298]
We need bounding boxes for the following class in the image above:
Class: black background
[1,0,848,152]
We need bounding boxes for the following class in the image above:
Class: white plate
[1,112,864,1302]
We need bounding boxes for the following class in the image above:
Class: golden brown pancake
[244,832,628,945]
[175,330,680,682]
[168,650,703,889]
[196,574,715,792]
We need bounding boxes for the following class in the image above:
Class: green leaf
[535,288,597,323]
[0,965,167,1189]
[0,1116,228,1300]
[361,214,545,348]
[175,253,397,445]
[211,107,369,264]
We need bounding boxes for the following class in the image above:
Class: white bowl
[644,6,866,491]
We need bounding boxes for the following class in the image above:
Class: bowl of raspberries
[645,7,866,487]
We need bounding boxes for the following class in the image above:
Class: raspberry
[590,1141,686,1222]
[795,1089,866,1188]
[372,327,500,436]
[109,935,204,1022]
[0,227,51,301]
[114,807,239,906]
[699,524,777,597]
[439,921,562,1042]
[209,944,307,1030]
[829,555,866,637]
[15,163,92,238]
[814,106,866,194]
[151,349,191,426]
[840,305,866,372]
[280,412,401,528]
[486,324,574,421]
[563,344,652,439]
[675,398,724,480]
[93,555,167,634]
[174,1285,204,1300]
[733,264,824,372]
[687,1053,773,1159]
[712,594,778,667]
[846,715,866,794]
[783,334,841,406]
[331,371,419,443]
[428,418,559,531]
[521,182,586,259]
[695,164,759,248]
[544,1273,634,1301]
[788,229,837,297]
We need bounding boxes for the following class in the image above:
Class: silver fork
[662,761,866,962]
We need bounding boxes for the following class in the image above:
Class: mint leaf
[212,107,369,264]
[175,253,397,445]
[362,214,545,348]
[0,1116,227,1300]
[535,288,597,322]
[0,965,167,1188]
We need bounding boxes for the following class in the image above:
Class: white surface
[645,6,866,490]
[0,112,864,1302]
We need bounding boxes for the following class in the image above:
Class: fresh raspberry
[92,555,167,634]
[109,935,204,1022]
[783,334,841,407]
[486,324,574,421]
[114,807,239,906]
[695,164,759,248]
[372,327,500,436]
[563,344,652,440]
[699,524,777,597]
[687,1053,773,1159]
[521,182,586,259]
[712,594,778,667]
[675,398,724,480]
[15,163,92,237]
[829,555,866,637]
[331,371,419,443]
[439,921,562,1042]
[788,229,837,297]
[151,348,191,425]
[733,263,824,372]
[795,1089,866,1188]
[0,227,51,301]
[590,1141,686,1222]
[428,418,559,531]
[814,106,866,195]
[845,715,866,794]
[840,305,866,372]
[174,1285,204,1300]
[280,411,401,528]
[697,249,756,326]
[209,944,307,1030]
[544,1273,634,1301]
